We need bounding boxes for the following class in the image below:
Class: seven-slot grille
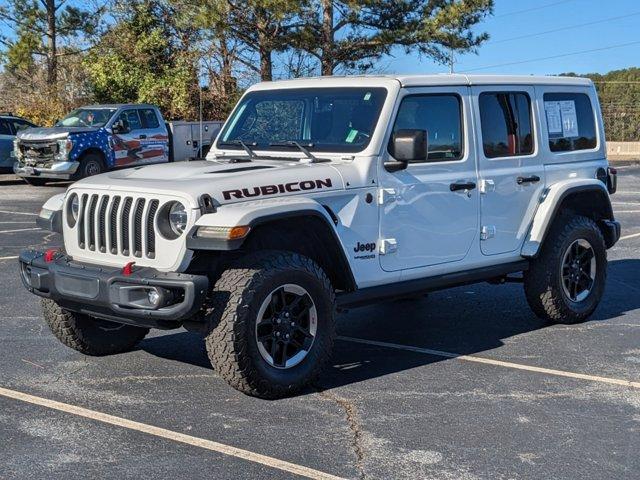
[74,193,160,259]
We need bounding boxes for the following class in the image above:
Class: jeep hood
[72,160,345,206]
[18,126,101,141]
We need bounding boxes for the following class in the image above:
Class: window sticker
[559,100,579,138]
[345,129,358,143]
[544,101,563,134]
[545,100,579,138]
[363,92,372,101]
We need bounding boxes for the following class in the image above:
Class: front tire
[42,299,149,355]
[74,153,105,180]
[524,215,607,324]
[205,251,336,399]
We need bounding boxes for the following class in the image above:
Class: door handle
[517,175,540,185]
[450,182,477,192]
[139,134,147,139]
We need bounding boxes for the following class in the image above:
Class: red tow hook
[122,261,136,276]
[44,249,59,263]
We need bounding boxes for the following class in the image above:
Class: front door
[378,87,479,272]
[471,86,545,255]
[112,108,168,167]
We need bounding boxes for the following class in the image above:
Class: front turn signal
[195,225,251,240]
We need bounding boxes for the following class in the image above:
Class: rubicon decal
[222,178,333,200]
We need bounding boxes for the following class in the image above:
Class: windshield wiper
[218,140,257,161]
[269,141,326,163]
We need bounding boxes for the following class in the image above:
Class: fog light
[148,289,161,307]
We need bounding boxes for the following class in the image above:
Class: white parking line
[619,232,640,241]
[615,210,640,214]
[0,228,40,234]
[612,201,640,206]
[0,386,344,480]
[0,256,18,261]
[339,337,640,389]
[0,210,37,216]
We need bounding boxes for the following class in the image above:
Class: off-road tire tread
[206,251,335,399]
[42,299,149,356]
[524,215,606,324]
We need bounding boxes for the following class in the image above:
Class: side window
[0,119,12,135]
[117,110,142,131]
[389,94,463,162]
[11,119,34,133]
[139,109,160,129]
[543,93,596,152]
[479,92,534,158]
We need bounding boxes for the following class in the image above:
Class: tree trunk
[259,46,273,81]
[45,0,57,86]
[320,0,334,76]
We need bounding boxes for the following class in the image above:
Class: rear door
[378,86,479,272]
[471,86,545,256]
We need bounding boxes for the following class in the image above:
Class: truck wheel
[205,251,336,399]
[23,177,48,186]
[74,153,105,180]
[524,215,607,324]
[42,299,149,356]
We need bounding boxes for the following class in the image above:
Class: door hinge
[480,225,496,241]
[479,179,495,194]
[379,238,398,255]
[378,188,397,205]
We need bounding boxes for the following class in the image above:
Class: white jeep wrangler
[20,75,620,398]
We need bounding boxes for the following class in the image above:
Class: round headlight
[71,195,79,220]
[168,202,187,236]
[67,193,79,228]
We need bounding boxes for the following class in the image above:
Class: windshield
[217,87,387,153]
[55,108,117,128]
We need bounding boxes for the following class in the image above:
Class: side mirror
[385,129,428,172]
[112,120,129,134]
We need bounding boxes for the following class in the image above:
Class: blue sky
[389,0,640,75]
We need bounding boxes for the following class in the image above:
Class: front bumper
[14,160,79,180]
[19,250,209,329]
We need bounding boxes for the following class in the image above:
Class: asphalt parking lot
[0,167,639,480]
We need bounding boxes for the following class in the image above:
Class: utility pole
[449,48,455,74]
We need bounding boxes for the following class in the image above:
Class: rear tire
[42,299,149,355]
[524,215,607,324]
[74,153,105,180]
[205,251,336,399]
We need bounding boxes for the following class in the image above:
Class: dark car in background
[0,114,37,173]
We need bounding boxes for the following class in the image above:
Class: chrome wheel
[561,239,596,302]
[255,284,317,369]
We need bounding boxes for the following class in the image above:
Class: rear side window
[139,109,160,129]
[543,93,596,152]
[479,92,533,158]
[390,94,463,162]
[0,119,11,135]
[11,119,34,133]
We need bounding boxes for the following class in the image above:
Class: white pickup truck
[20,75,620,398]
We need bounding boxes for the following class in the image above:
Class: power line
[490,12,640,45]
[462,41,640,73]
[492,0,576,19]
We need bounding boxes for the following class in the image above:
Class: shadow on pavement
[140,258,640,394]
